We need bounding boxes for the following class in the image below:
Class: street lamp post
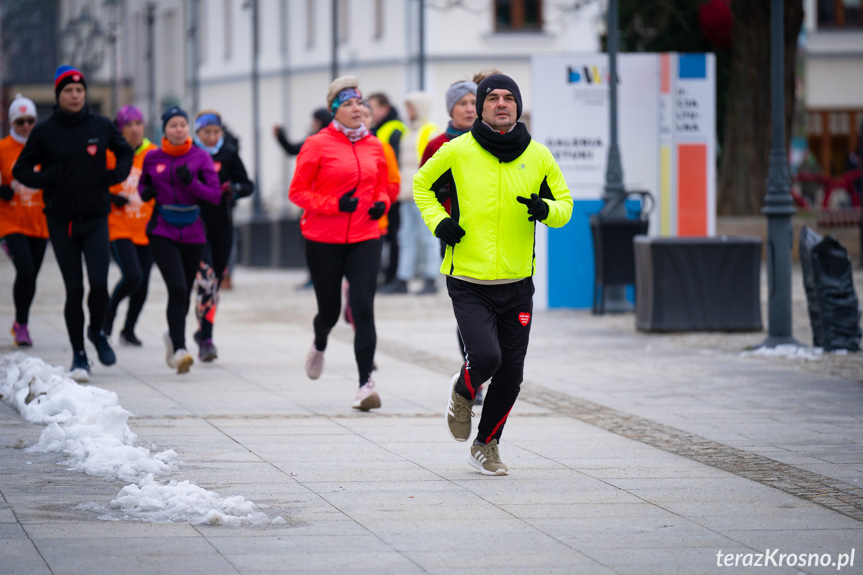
[104,0,121,118]
[598,0,631,312]
[603,0,625,217]
[761,0,799,347]
[145,3,157,142]
[250,0,263,217]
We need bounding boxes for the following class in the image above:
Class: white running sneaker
[352,379,381,411]
[171,349,194,374]
[305,343,325,380]
[163,331,175,368]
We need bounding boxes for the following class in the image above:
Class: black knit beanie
[161,106,189,131]
[475,74,522,121]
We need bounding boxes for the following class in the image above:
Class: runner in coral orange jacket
[0,94,48,347]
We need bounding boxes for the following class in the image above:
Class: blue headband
[195,113,222,132]
[332,88,361,112]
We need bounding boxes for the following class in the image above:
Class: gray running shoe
[446,373,475,442]
[469,439,508,476]
[199,339,218,362]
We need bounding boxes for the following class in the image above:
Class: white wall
[77,0,603,214]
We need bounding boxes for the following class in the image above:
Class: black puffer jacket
[13,104,133,222]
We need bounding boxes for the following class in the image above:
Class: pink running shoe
[352,379,381,411]
[305,343,325,380]
[11,322,32,347]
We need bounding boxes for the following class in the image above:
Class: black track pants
[107,239,153,335]
[305,238,381,386]
[447,276,534,444]
[2,234,47,325]
[150,235,203,351]
[46,216,111,352]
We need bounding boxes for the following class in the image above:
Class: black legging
[107,239,153,335]
[382,201,400,284]
[46,216,111,353]
[2,234,47,325]
[306,238,381,385]
[196,221,233,340]
[150,235,203,351]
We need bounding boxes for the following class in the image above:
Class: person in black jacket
[272,108,332,156]
[13,65,133,382]
[191,110,254,361]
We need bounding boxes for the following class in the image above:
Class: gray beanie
[445,80,477,116]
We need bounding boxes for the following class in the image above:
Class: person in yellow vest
[104,105,158,346]
[0,94,48,347]
[379,91,439,294]
[368,92,407,288]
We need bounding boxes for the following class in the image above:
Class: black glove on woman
[516,193,549,222]
[176,164,194,186]
[140,174,156,202]
[368,201,386,220]
[434,217,465,246]
[339,189,358,213]
[109,194,129,207]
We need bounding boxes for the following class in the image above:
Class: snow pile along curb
[0,352,280,525]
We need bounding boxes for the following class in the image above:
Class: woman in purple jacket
[140,106,223,374]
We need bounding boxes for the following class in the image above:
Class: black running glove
[176,164,194,186]
[339,188,358,213]
[0,185,13,201]
[434,217,465,246]
[140,174,155,202]
[109,194,129,207]
[516,193,549,222]
[368,201,386,220]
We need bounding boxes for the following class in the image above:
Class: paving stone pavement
[1,246,862,575]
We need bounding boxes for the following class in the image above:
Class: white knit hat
[9,93,37,125]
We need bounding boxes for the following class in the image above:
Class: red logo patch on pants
[518,312,530,326]
[86,145,97,156]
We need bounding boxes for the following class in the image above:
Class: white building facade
[103,0,604,217]
[803,0,863,175]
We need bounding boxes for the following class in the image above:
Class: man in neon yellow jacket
[414,74,573,475]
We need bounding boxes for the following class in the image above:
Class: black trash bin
[589,191,652,314]
[799,226,862,351]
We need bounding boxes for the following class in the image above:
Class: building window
[199,1,207,63]
[224,0,232,60]
[306,0,315,48]
[818,0,863,27]
[279,0,288,54]
[338,0,349,44]
[807,109,863,176]
[495,0,543,32]
[374,0,384,40]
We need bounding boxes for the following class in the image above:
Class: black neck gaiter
[470,118,531,163]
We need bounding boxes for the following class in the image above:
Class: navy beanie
[475,74,522,121]
[161,106,189,131]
